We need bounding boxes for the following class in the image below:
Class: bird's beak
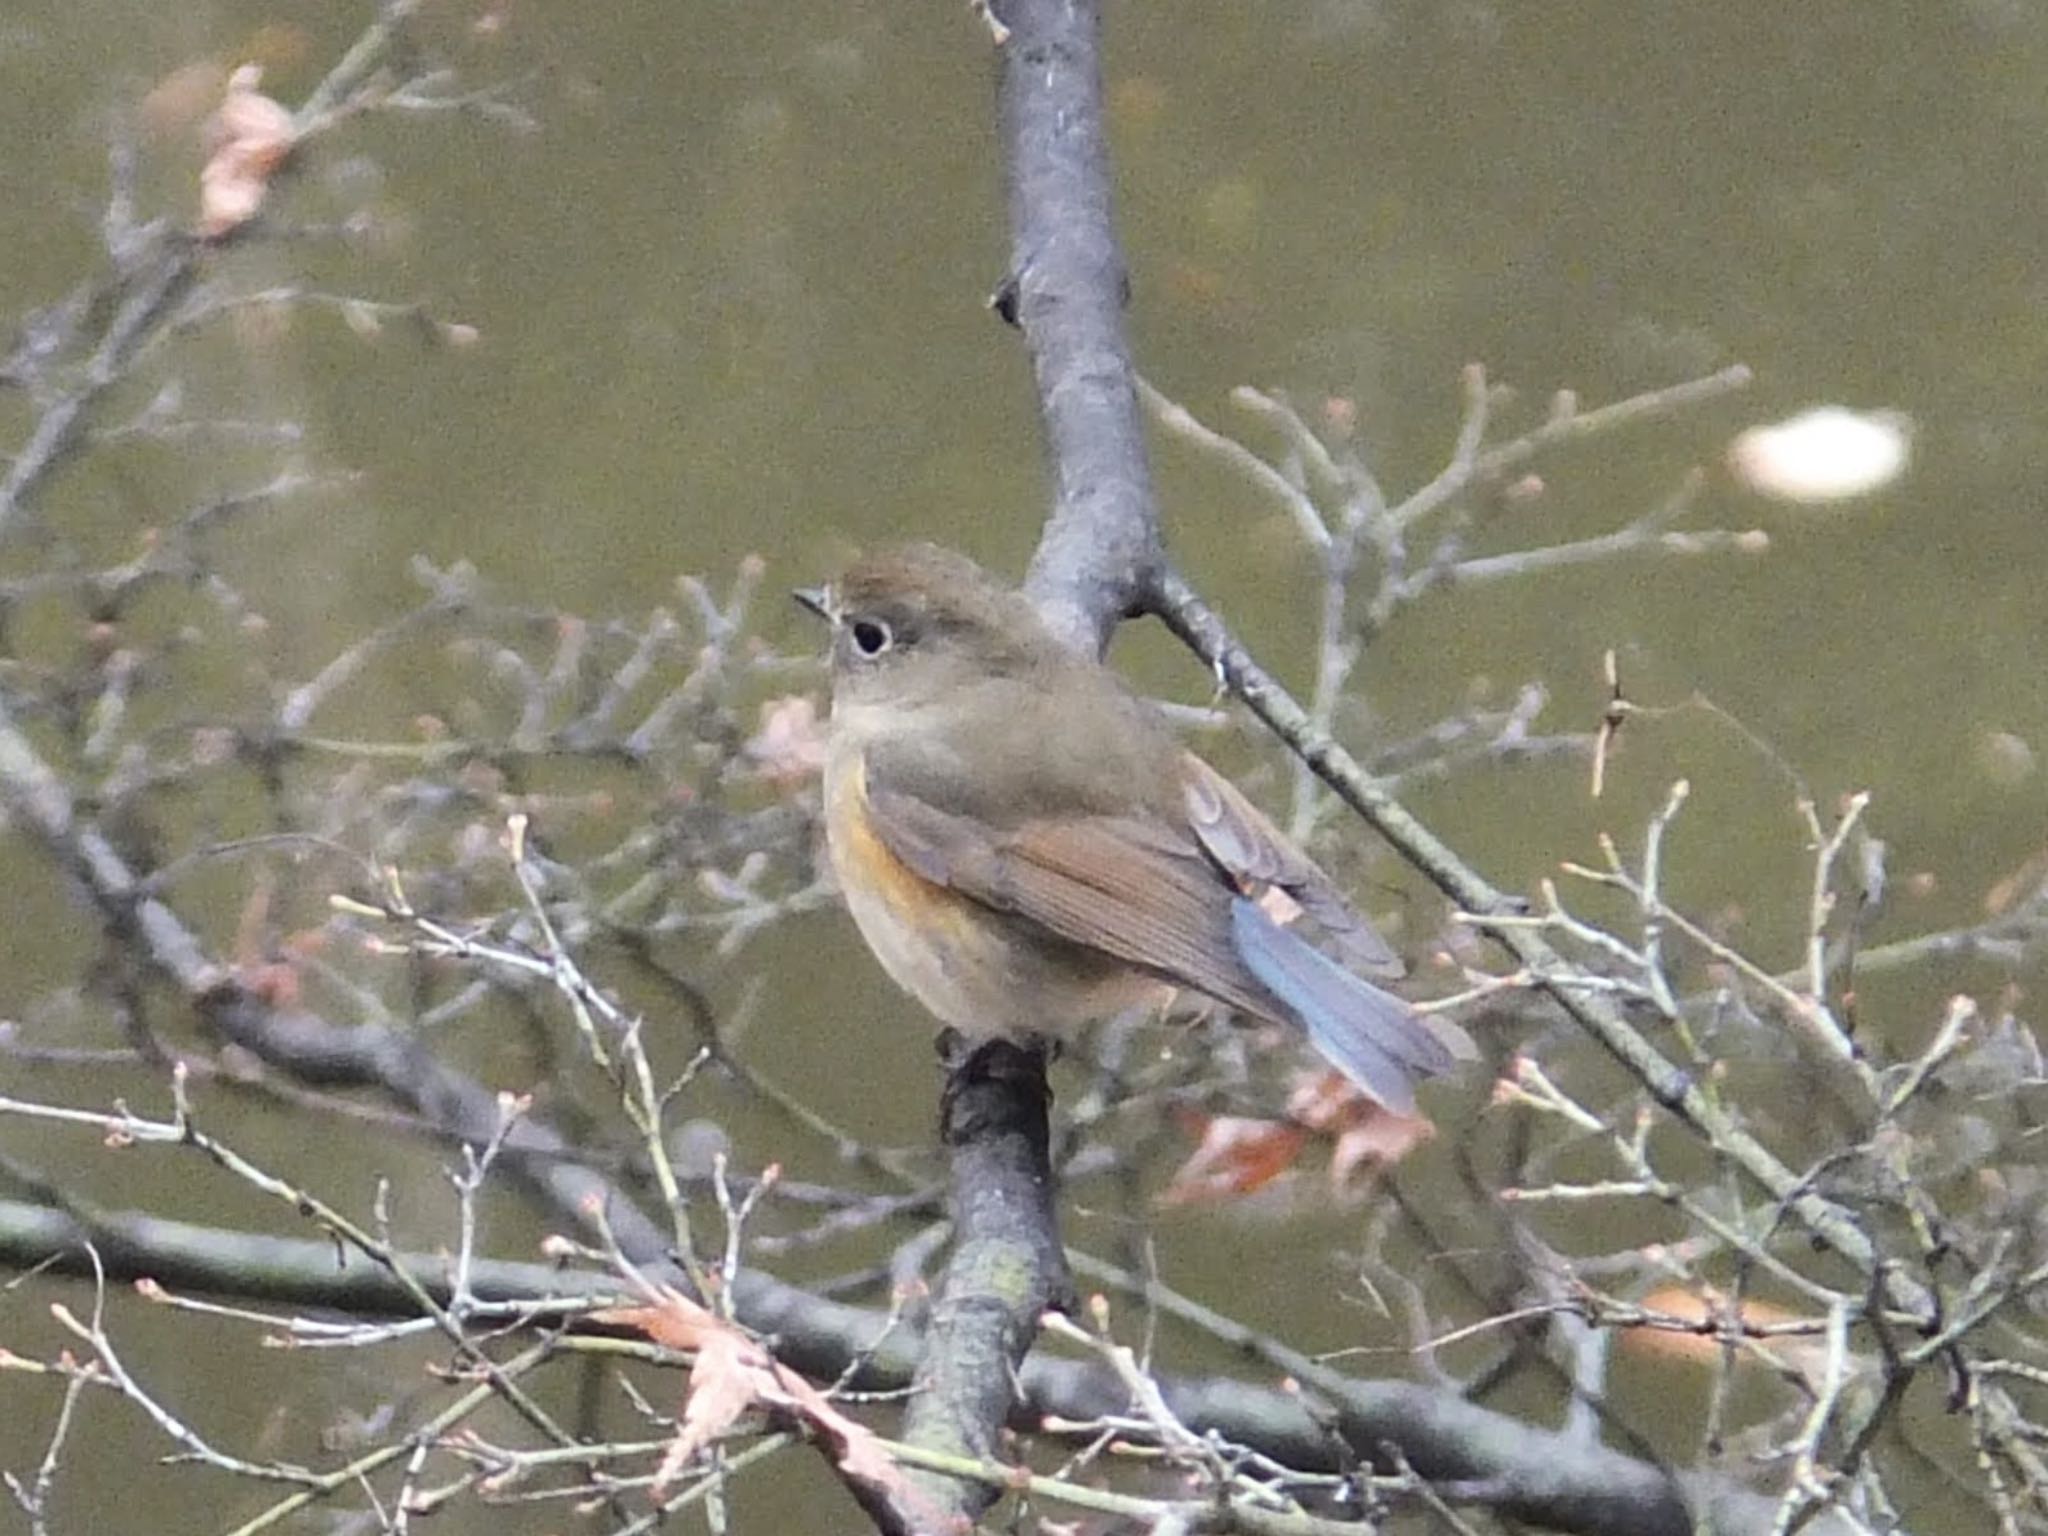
[791,586,832,622]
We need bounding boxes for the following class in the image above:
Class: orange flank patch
[826,752,972,940]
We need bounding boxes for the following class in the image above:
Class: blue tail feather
[1228,896,1453,1113]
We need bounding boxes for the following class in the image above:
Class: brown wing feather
[863,784,1279,1021]
[1178,753,1404,980]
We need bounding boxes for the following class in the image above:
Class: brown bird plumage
[799,543,1469,1112]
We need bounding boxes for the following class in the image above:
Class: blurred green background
[2,1,2045,1530]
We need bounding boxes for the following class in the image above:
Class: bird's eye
[849,618,892,657]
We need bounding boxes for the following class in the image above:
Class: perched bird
[796,543,1469,1113]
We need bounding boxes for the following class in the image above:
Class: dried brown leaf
[198,160,270,240]
[1289,1069,1435,1191]
[211,74,295,166]
[1160,1112,1308,1205]
[745,695,827,785]
[197,63,297,240]
[597,1287,925,1513]
[1328,1107,1433,1187]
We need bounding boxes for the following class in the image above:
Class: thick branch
[0,1196,1853,1536]
[893,0,1172,1526]
[999,0,1161,653]
[895,1037,1068,1514]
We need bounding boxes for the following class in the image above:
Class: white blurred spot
[1727,407,1912,504]
[1978,730,2037,787]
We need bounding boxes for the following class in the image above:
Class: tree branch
[1142,570,1937,1332]
[1000,0,1161,652]
[893,0,1173,1525]
[0,1195,1857,1536]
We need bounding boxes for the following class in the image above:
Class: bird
[795,542,1469,1114]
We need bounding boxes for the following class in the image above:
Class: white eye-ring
[849,617,892,657]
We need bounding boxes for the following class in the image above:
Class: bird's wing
[1177,753,1405,980]
[861,781,1277,1019]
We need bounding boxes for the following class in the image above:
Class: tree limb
[892,0,1171,1525]
[0,1195,1857,1536]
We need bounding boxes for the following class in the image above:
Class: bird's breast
[825,745,999,1027]
[822,744,1158,1035]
